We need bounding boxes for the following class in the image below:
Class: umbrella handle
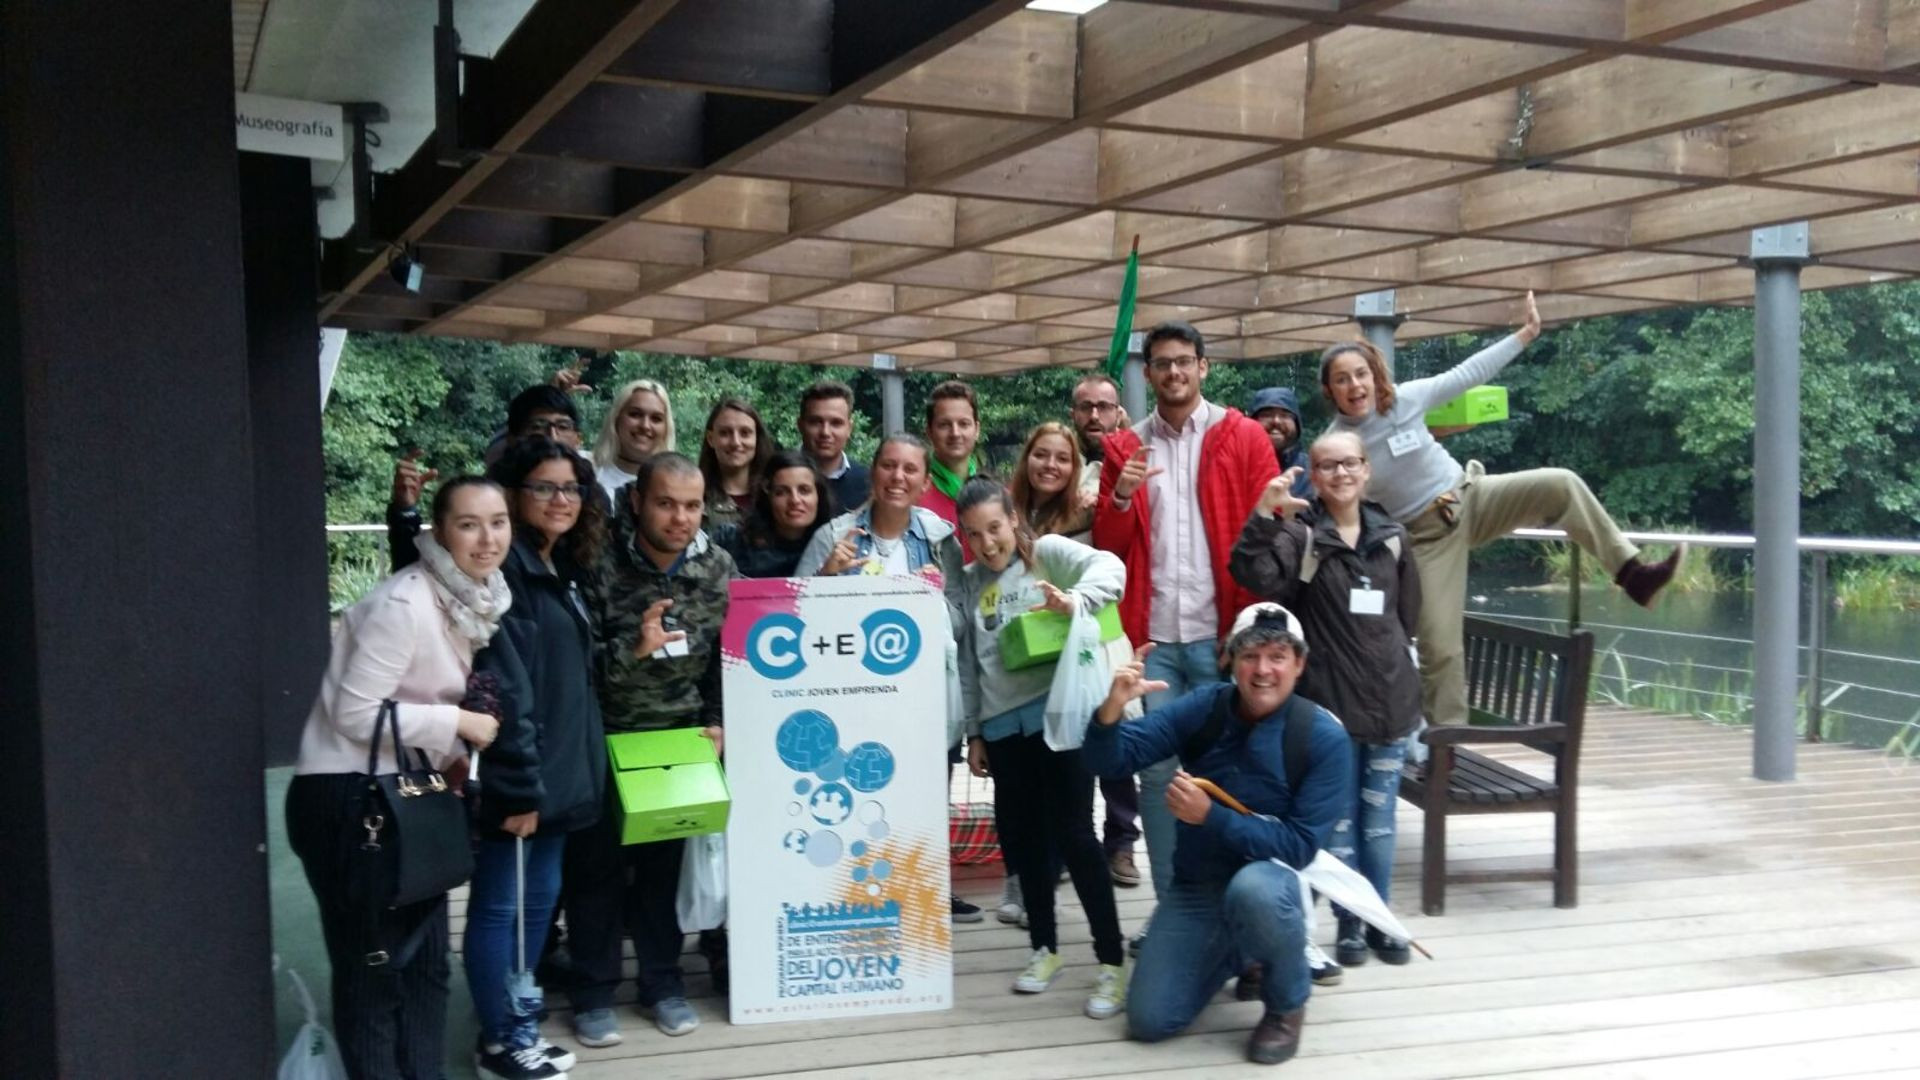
[1191,776,1253,816]
[514,833,526,976]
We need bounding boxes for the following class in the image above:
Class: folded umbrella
[1191,777,1432,960]
[502,834,545,1051]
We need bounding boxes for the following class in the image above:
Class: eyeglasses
[1072,400,1119,416]
[1146,354,1201,373]
[522,418,578,435]
[1312,457,1368,476]
[521,481,587,502]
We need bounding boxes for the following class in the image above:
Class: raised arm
[1229,473,1312,602]
[1032,535,1125,613]
[1404,291,1542,407]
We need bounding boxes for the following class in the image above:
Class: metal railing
[1503,527,1920,746]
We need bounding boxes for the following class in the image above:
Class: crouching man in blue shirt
[1083,602,1352,1066]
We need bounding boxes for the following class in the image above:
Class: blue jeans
[1138,639,1223,897]
[1128,861,1311,1040]
[464,832,566,1046]
[1326,737,1408,925]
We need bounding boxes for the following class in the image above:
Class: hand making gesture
[1095,643,1169,727]
[390,449,438,510]
[1112,445,1164,503]
[631,598,687,658]
[1256,467,1311,519]
[1031,580,1076,617]
[1515,289,1542,345]
[820,527,869,575]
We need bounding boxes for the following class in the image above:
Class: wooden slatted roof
[320,0,1920,373]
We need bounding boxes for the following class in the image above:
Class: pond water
[1469,566,1920,754]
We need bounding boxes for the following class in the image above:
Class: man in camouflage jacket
[565,453,737,1042]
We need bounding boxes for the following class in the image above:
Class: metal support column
[875,354,904,436]
[1750,223,1811,782]
[1354,290,1402,377]
[1807,552,1828,743]
[1121,331,1148,422]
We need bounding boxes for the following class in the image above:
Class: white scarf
[413,533,513,648]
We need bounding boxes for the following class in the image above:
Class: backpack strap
[1178,690,1230,765]
[1282,699,1314,794]
[1297,544,1321,585]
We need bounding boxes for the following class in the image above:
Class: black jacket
[710,522,813,579]
[826,463,871,515]
[1228,500,1423,743]
[478,537,606,835]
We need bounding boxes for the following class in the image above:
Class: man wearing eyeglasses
[386,385,594,572]
[1092,322,1280,944]
[1070,373,1145,888]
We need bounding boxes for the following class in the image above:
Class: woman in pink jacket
[287,477,510,1080]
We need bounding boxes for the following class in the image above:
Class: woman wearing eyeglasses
[468,437,611,1079]
[1229,429,1422,980]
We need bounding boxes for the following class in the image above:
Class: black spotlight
[388,244,424,293]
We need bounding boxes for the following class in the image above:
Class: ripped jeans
[1326,736,1409,924]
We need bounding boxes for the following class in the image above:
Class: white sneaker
[996,874,1025,925]
[1013,947,1064,993]
[1085,964,1127,1019]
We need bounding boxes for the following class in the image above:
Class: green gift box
[606,728,730,845]
[998,603,1124,671]
[1425,385,1509,428]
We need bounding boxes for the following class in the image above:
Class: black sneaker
[1335,931,1369,968]
[1367,926,1411,966]
[476,1042,565,1080]
[950,895,984,923]
[1128,927,1147,957]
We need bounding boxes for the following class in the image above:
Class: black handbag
[352,700,474,924]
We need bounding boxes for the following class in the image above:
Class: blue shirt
[1081,683,1352,882]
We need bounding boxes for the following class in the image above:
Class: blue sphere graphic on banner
[776,710,839,773]
[808,782,854,825]
[844,741,895,792]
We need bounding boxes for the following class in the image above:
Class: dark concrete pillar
[0,2,275,1074]
[241,152,333,765]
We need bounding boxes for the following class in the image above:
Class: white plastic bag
[278,964,347,1080]
[945,637,965,749]
[676,830,728,931]
[1043,603,1112,751]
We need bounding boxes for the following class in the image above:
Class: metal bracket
[1746,222,1815,266]
[343,102,390,252]
[1353,289,1405,326]
[433,0,483,167]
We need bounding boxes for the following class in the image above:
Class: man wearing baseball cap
[1081,602,1352,1066]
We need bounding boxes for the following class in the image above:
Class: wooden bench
[1398,616,1596,916]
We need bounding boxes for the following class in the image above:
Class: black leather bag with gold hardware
[351,700,474,915]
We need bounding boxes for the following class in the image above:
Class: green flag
[1101,249,1139,379]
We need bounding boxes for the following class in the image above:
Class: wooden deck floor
[461,707,1920,1079]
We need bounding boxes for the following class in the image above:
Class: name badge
[1349,588,1387,616]
[1387,428,1422,458]
[652,614,691,659]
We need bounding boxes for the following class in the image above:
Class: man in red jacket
[1093,321,1280,938]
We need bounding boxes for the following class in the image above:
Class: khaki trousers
[1405,462,1640,726]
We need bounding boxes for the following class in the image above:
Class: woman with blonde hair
[590,379,675,501]
[1009,421,1092,542]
